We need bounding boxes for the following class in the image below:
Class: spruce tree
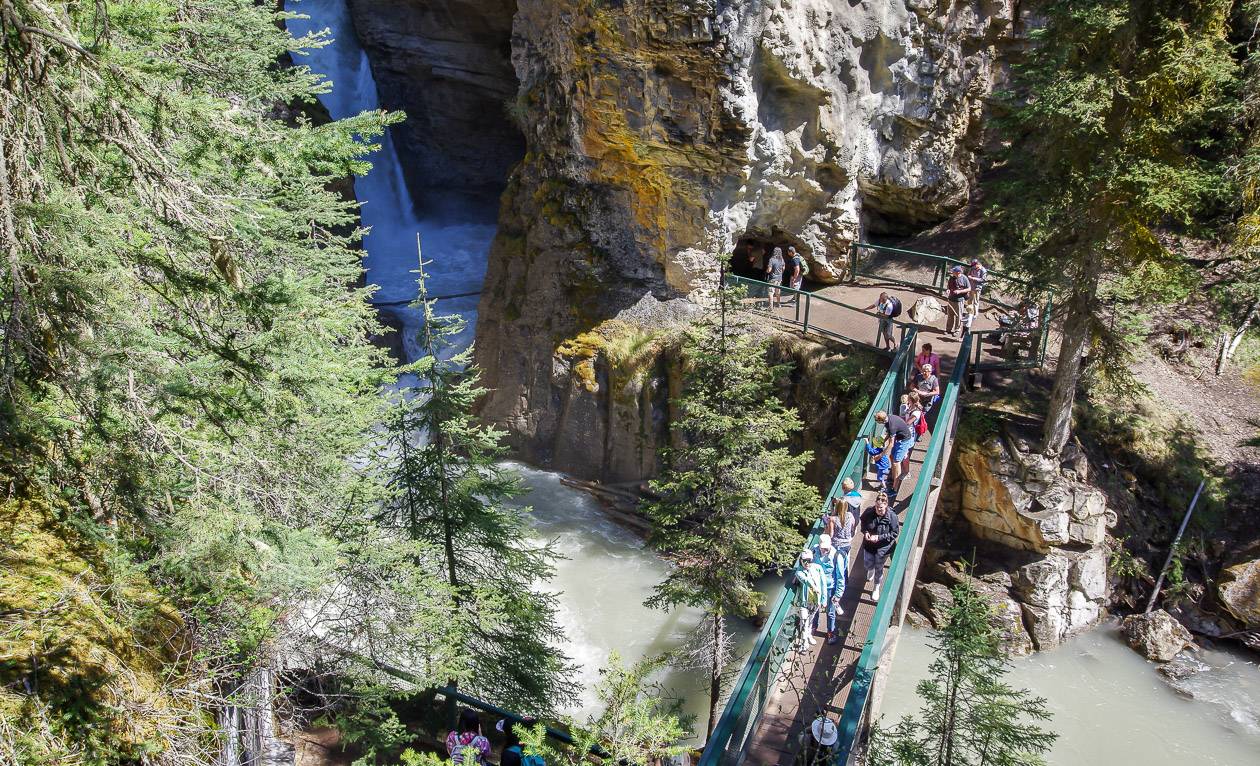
[868,581,1056,766]
[643,285,818,734]
[992,0,1236,454]
[377,242,575,711]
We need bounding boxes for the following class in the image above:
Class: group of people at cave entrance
[790,338,943,651]
[729,242,807,307]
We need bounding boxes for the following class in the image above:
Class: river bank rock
[1217,547,1260,628]
[927,425,1117,650]
[1121,610,1194,662]
[912,562,1034,655]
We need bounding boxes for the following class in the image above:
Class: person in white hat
[813,534,845,645]
[807,714,838,763]
[794,549,826,648]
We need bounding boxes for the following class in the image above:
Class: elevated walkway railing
[847,242,1055,373]
[723,274,912,354]
[832,331,974,764]
[697,329,918,766]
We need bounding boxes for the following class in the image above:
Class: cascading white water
[281,0,760,737]
[286,0,492,358]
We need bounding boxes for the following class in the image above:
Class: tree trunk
[1216,298,1259,375]
[1041,278,1097,456]
[707,613,725,735]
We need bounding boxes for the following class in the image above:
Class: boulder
[1120,610,1194,662]
[909,296,945,326]
[1217,551,1260,627]
[952,433,1110,554]
[1157,653,1210,683]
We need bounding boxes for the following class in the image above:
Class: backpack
[506,746,545,766]
[888,296,903,317]
[795,255,809,278]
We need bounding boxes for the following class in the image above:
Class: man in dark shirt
[945,265,971,337]
[860,492,900,601]
[874,409,913,494]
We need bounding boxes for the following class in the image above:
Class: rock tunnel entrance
[728,230,815,284]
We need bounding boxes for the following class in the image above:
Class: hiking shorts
[892,437,913,463]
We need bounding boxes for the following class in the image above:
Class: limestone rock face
[953,433,1111,553]
[1121,610,1194,662]
[474,0,1024,465]
[1217,548,1260,627]
[932,427,1117,650]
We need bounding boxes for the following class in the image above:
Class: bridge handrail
[831,331,975,764]
[846,244,1033,292]
[723,273,912,353]
[697,328,918,766]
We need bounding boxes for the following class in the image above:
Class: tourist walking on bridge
[860,492,900,602]
[914,343,940,383]
[813,534,845,644]
[794,549,827,649]
[873,410,913,494]
[945,265,970,337]
[766,246,786,308]
[913,363,940,413]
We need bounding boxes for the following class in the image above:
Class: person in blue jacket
[814,534,846,645]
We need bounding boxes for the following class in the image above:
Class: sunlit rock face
[939,428,1119,650]
[474,0,1021,471]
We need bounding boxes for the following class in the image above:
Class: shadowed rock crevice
[347,0,525,205]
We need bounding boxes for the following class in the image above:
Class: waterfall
[285,0,494,361]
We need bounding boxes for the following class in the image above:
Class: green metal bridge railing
[697,328,919,766]
[831,330,974,764]
[723,274,913,354]
[846,242,1033,310]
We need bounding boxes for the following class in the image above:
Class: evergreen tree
[992,0,1236,454]
[868,582,1056,766]
[643,285,818,733]
[0,0,463,758]
[377,242,575,711]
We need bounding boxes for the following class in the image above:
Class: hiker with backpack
[787,246,807,295]
[867,292,901,350]
[945,265,971,337]
[499,717,545,766]
[447,709,492,766]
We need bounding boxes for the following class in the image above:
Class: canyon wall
[473,0,1022,475]
[346,0,524,198]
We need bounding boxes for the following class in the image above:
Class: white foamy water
[284,0,494,360]
[879,623,1260,765]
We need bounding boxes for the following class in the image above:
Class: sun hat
[819,534,833,550]
[800,549,814,561]
[811,716,839,746]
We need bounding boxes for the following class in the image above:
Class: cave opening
[728,230,814,284]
